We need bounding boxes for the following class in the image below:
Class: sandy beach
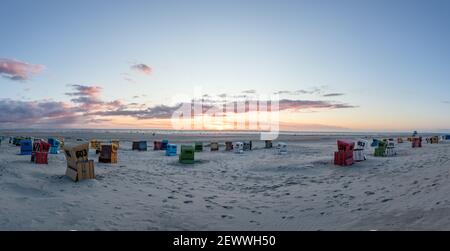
[0,130,449,231]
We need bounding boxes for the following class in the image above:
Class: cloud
[65,84,104,110]
[131,63,152,75]
[0,99,74,125]
[91,104,184,119]
[295,87,323,95]
[0,58,44,81]
[273,90,293,95]
[0,84,127,127]
[323,93,345,97]
[0,84,357,128]
[242,89,257,94]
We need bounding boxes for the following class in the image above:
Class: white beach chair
[353,139,368,161]
[234,142,244,154]
[385,141,397,156]
[277,142,287,155]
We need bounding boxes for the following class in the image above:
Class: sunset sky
[1,0,449,132]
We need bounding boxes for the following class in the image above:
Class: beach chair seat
[265,140,273,149]
[334,151,354,166]
[98,143,118,163]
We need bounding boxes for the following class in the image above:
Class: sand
[0,130,449,230]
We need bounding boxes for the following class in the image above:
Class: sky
[1,0,449,132]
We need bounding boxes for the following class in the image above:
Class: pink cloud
[0,58,44,81]
[131,63,152,75]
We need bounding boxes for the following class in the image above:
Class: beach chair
[234,142,244,154]
[371,139,380,147]
[265,140,273,149]
[210,142,219,151]
[397,138,404,144]
[374,141,387,157]
[430,136,439,144]
[243,141,252,151]
[13,137,24,146]
[19,139,33,155]
[412,137,422,148]
[59,138,65,148]
[48,138,61,154]
[225,141,233,151]
[111,140,120,148]
[153,141,162,150]
[63,143,95,182]
[195,142,203,152]
[446,135,450,140]
[166,144,177,156]
[90,139,101,150]
[99,143,118,163]
[179,145,195,164]
[354,140,368,162]
[133,141,147,151]
[385,141,397,157]
[334,140,355,166]
[277,142,287,155]
[161,140,169,150]
[31,140,51,164]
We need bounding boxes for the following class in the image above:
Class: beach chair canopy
[337,140,355,152]
[33,140,51,152]
[161,140,169,150]
[48,138,61,147]
[356,140,369,150]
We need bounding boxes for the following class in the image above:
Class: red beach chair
[334,140,355,166]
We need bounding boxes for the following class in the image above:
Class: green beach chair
[179,145,195,164]
[374,141,387,157]
[195,142,203,152]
